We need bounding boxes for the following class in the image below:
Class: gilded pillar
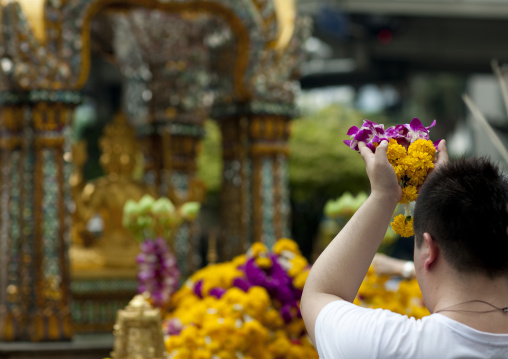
[26,92,80,341]
[0,96,26,341]
[165,121,205,275]
[218,111,292,258]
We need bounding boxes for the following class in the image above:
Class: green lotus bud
[123,199,140,228]
[138,195,155,215]
[324,199,340,218]
[180,202,201,221]
[337,192,355,216]
[136,215,153,230]
[152,197,175,217]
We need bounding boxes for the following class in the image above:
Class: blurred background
[289,0,508,259]
[73,0,508,262]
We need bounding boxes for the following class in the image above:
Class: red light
[377,29,393,45]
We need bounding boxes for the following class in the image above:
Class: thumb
[375,140,389,160]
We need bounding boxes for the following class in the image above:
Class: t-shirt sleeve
[315,300,420,359]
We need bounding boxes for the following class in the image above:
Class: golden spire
[16,0,46,43]
[272,0,296,50]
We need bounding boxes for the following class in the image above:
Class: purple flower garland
[137,238,180,307]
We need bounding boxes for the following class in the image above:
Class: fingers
[375,140,389,161]
[436,139,448,168]
[358,141,373,163]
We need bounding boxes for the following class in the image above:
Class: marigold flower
[400,185,418,204]
[273,238,301,255]
[386,139,407,164]
[293,270,309,290]
[288,256,308,278]
[162,239,318,358]
[391,214,414,237]
[248,242,269,258]
[255,256,272,269]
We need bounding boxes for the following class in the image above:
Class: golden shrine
[0,0,310,343]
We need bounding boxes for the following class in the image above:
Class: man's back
[316,301,508,359]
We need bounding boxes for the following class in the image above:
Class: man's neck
[431,272,508,333]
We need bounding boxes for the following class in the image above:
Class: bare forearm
[303,193,398,302]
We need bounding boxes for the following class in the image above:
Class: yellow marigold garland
[163,239,318,359]
[387,139,436,237]
[391,214,415,238]
[354,266,430,319]
[345,119,440,238]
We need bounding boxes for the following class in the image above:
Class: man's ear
[422,232,439,270]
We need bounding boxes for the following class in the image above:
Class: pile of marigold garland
[158,239,429,358]
[344,118,441,237]
[355,266,429,319]
[162,239,317,359]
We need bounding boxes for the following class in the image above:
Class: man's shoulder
[316,301,508,359]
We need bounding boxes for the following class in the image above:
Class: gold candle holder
[111,293,167,359]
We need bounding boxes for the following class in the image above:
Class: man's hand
[359,140,401,204]
[435,139,449,168]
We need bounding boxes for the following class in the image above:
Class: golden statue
[70,112,156,271]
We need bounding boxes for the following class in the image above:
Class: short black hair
[413,157,508,277]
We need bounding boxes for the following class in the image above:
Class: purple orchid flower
[406,118,436,142]
[233,277,252,292]
[280,304,294,323]
[243,255,299,307]
[193,279,204,298]
[137,238,180,307]
[344,119,388,152]
[385,118,437,147]
[209,287,227,299]
[163,318,183,336]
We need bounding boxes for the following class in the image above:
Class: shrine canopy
[0,0,309,109]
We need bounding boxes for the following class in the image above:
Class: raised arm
[301,139,448,345]
[301,140,401,344]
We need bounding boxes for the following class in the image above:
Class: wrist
[370,191,400,208]
[401,261,415,279]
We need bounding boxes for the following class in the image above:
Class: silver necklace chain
[435,299,508,314]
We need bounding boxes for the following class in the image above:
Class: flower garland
[355,266,430,319]
[138,238,180,307]
[162,239,318,359]
[344,118,441,237]
[123,195,194,306]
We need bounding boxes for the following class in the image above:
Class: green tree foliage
[289,104,370,201]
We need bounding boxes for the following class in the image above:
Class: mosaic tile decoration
[41,149,63,306]
[261,157,275,248]
[278,154,291,238]
[21,136,36,318]
[0,151,12,311]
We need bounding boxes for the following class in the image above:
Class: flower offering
[355,266,429,319]
[344,118,441,237]
[123,195,185,306]
[162,239,318,359]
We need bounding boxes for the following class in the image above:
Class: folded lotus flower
[180,201,201,221]
[152,197,175,217]
[137,194,155,215]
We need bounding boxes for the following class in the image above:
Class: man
[301,140,508,358]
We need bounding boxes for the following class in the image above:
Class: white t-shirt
[315,300,508,359]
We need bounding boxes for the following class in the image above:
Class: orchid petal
[347,126,359,136]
